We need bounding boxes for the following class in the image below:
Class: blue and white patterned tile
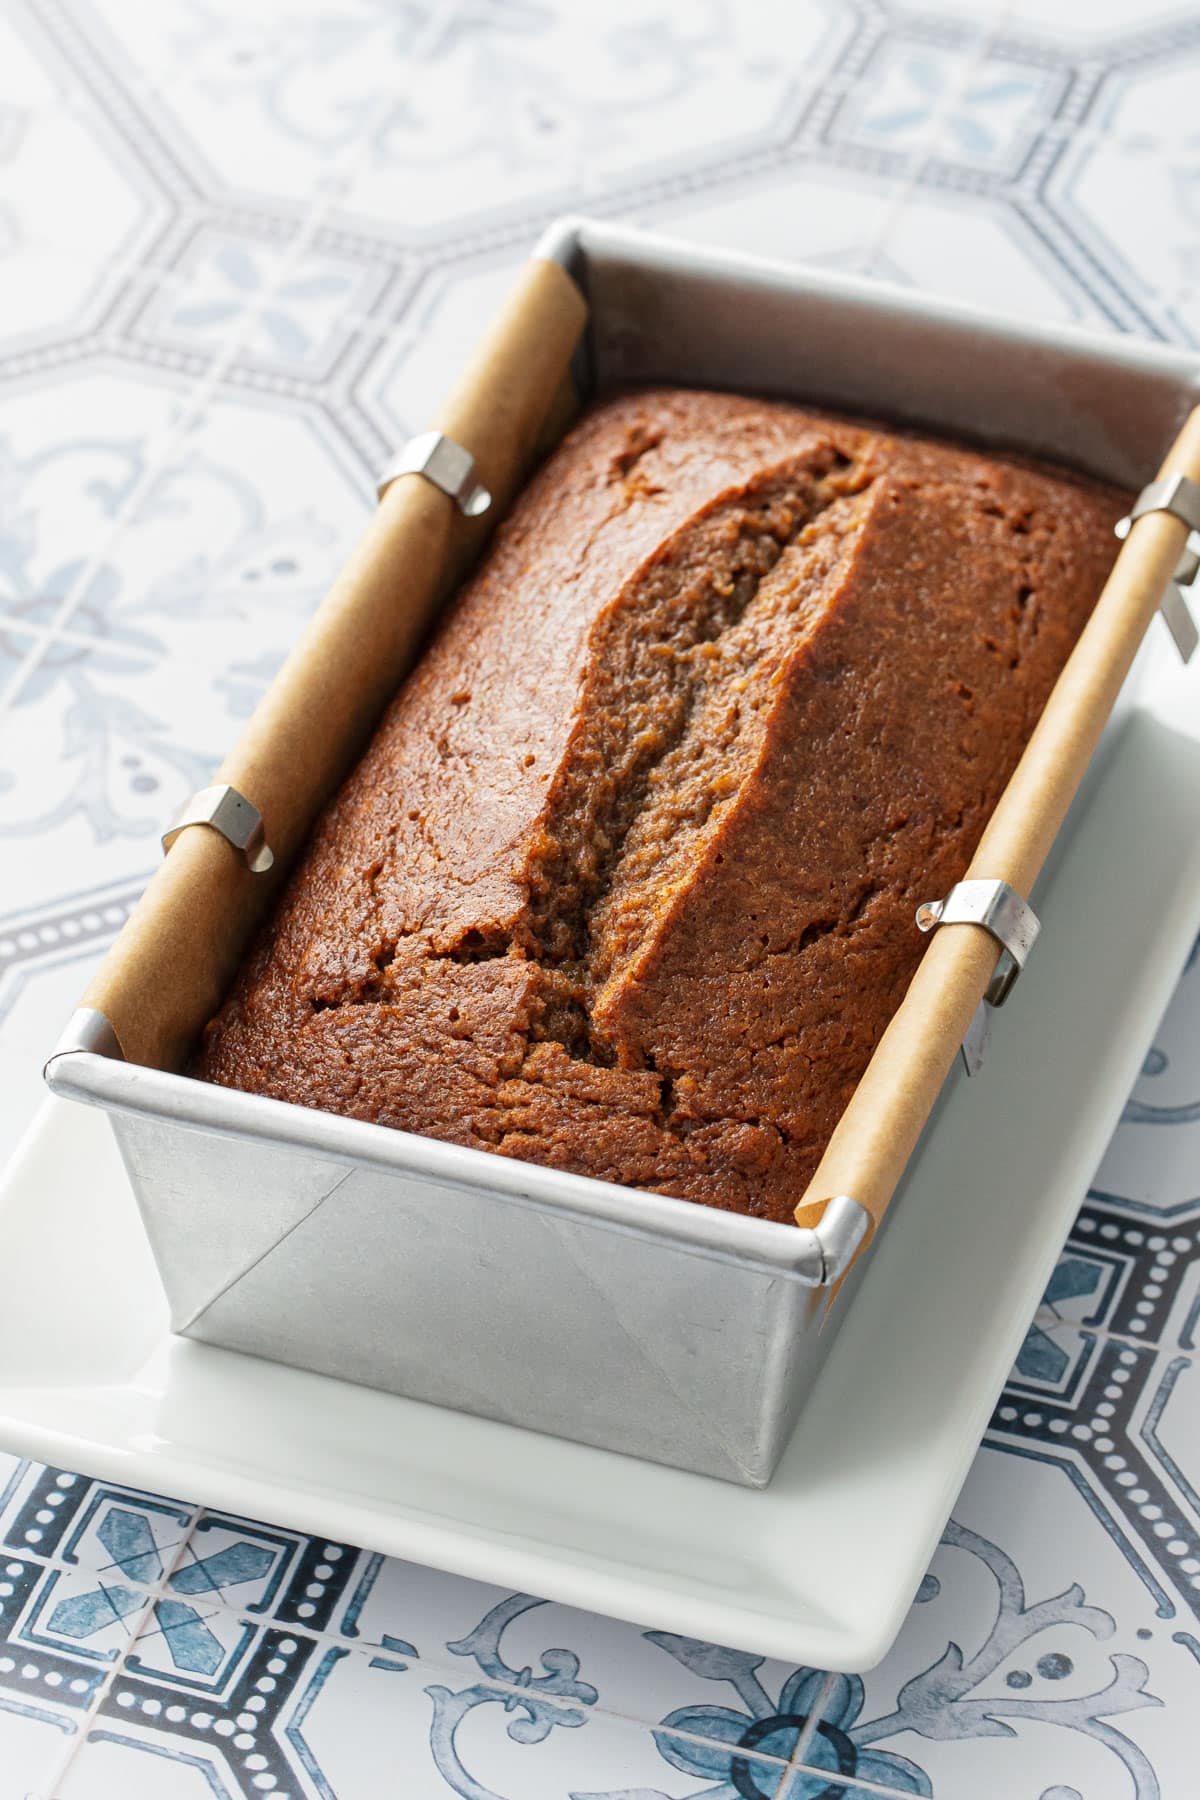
[927,49,1068,173]
[61,1618,800,1800]
[0,879,146,1033]
[329,1548,502,1656]
[0,374,206,879]
[1157,1224,1200,1356]
[0,370,191,657]
[57,1619,325,1800]
[1077,33,1200,147]
[828,33,1058,175]
[0,639,181,917]
[1005,1315,1104,1408]
[0,1469,194,1584]
[1020,943,1200,1365]
[1036,1235,1132,1337]
[0,391,370,902]
[795,1440,1200,1797]
[160,1530,881,1784]
[331,0,846,243]
[1092,938,1200,1215]
[175,1523,816,1761]
[73,0,400,213]
[1034,1200,1200,1347]
[85,0,845,237]
[0,1546,155,1792]
[329,1553,813,1753]
[170,1514,360,1638]
[122,1598,282,1700]
[127,230,398,380]
[779,1776,917,1800]
[1132,1348,1200,1591]
[0,640,219,910]
[0,1453,24,1514]
[992,1335,1200,1612]
[9,1560,158,1676]
[1043,66,1200,345]
[103,394,371,661]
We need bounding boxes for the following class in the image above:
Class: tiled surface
[1,0,1199,1793]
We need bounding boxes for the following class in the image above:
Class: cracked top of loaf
[191,388,1125,1224]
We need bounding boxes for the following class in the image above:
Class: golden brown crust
[192,388,1126,1223]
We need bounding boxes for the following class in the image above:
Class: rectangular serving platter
[9,645,1200,1667]
[41,218,1200,1491]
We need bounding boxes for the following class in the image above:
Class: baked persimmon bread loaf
[192,387,1125,1224]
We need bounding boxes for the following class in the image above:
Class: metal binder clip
[1114,470,1200,663]
[915,878,1040,1077]
[162,784,274,874]
[376,430,491,516]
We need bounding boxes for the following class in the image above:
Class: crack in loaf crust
[192,388,1127,1224]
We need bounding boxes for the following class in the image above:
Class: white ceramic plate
[2,651,1199,1673]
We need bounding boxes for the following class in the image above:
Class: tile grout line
[0,80,406,728]
[786,1665,838,1772]
[1025,1305,1194,1361]
[36,1586,162,1799]
[105,1598,804,1772]
[841,1,1011,279]
[0,1496,802,1780]
[787,1752,925,1799]
[0,610,292,672]
[13,71,1196,297]
[0,1507,195,1599]
[34,1506,205,1796]
[22,1590,801,1791]
[20,0,1181,417]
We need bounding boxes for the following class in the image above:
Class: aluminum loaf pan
[45,218,1200,1487]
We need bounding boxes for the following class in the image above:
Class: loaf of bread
[192,389,1124,1223]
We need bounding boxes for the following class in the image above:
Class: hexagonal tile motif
[829,37,1064,173]
[129,228,399,376]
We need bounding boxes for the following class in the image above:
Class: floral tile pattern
[829,36,1063,174]
[0,1470,194,1581]
[2,0,1200,1794]
[128,232,399,378]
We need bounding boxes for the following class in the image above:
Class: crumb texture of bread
[191,388,1126,1223]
